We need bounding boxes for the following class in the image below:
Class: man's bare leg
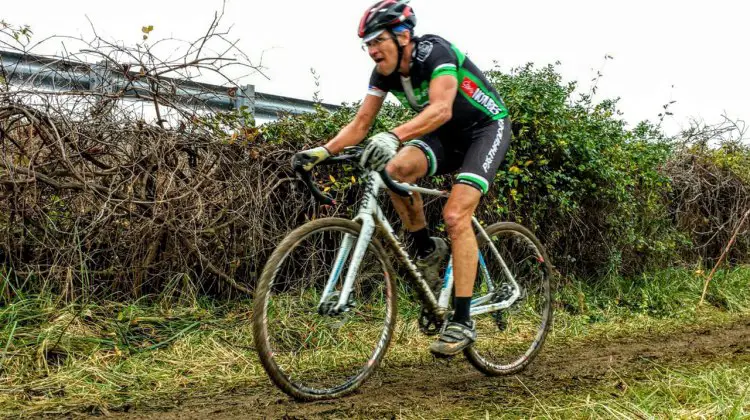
[443,184,482,298]
[384,146,428,232]
[385,146,449,291]
[429,184,482,356]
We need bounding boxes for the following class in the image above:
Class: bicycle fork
[317,172,382,315]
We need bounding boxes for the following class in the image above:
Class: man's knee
[443,185,481,235]
[385,159,413,182]
[443,206,473,235]
[385,147,427,183]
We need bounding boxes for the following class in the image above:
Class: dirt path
[111,318,750,419]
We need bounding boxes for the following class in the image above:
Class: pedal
[418,306,443,336]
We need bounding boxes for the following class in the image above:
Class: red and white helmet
[358,0,417,42]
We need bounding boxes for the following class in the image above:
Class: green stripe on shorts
[405,140,438,176]
[457,172,489,194]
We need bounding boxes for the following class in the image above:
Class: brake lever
[294,166,336,206]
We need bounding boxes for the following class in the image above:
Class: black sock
[452,297,472,326]
[409,227,434,258]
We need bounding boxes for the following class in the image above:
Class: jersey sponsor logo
[460,77,502,116]
[416,41,433,62]
[460,78,479,96]
[482,120,506,173]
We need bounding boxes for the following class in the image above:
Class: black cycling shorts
[404,117,511,194]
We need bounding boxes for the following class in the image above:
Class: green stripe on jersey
[431,63,458,80]
[450,44,467,67]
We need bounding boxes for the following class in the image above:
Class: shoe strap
[439,322,475,343]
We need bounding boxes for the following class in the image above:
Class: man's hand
[360,132,400,171]
[292,146,331,172]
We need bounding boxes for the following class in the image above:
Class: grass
[0,265,747,417]
[0,295,264,416]
[431,360,750,419]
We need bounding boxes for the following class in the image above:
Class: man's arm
[324,94,385,154]
[390,75,457,142]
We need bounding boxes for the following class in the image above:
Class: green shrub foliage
[259,63,748,281]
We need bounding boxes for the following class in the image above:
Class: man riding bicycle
[293,0,511,357]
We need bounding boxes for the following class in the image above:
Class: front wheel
[464,222,554,375]
[252,218,397,400]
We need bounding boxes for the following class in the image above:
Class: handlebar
[293,146,411,205]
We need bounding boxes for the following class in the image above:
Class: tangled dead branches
[0,100,335,298]
[665,117,750,265]
[0,12,327,299]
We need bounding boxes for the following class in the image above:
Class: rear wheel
[252,218,397,400]
[464,222,553,375]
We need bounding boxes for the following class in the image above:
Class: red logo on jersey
[460,76,502,116]
[460,77,479,96]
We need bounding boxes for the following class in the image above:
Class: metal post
[234,84,255,115]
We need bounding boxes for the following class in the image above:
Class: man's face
[366,32,399,75]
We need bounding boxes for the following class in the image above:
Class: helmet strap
[386,28,405,76]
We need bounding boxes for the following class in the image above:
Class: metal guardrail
[0,49,340,121]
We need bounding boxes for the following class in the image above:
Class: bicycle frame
[318,170,522,319]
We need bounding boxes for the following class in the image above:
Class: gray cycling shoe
[429,319,477,357]
[416,237,449,294]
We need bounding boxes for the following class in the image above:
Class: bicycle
[252,146,554,401]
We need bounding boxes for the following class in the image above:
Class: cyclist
[293,0,511,356]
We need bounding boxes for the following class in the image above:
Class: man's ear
[398,31,411,47]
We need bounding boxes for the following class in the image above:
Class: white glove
[360,132,400,171]
[292,146,331,171]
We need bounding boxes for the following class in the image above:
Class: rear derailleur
[491,283,524,331]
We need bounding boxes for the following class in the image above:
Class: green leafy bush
[256,63,748,281]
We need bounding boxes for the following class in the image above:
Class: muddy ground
[107,317,750,419]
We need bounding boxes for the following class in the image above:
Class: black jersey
[367,34,508,132]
